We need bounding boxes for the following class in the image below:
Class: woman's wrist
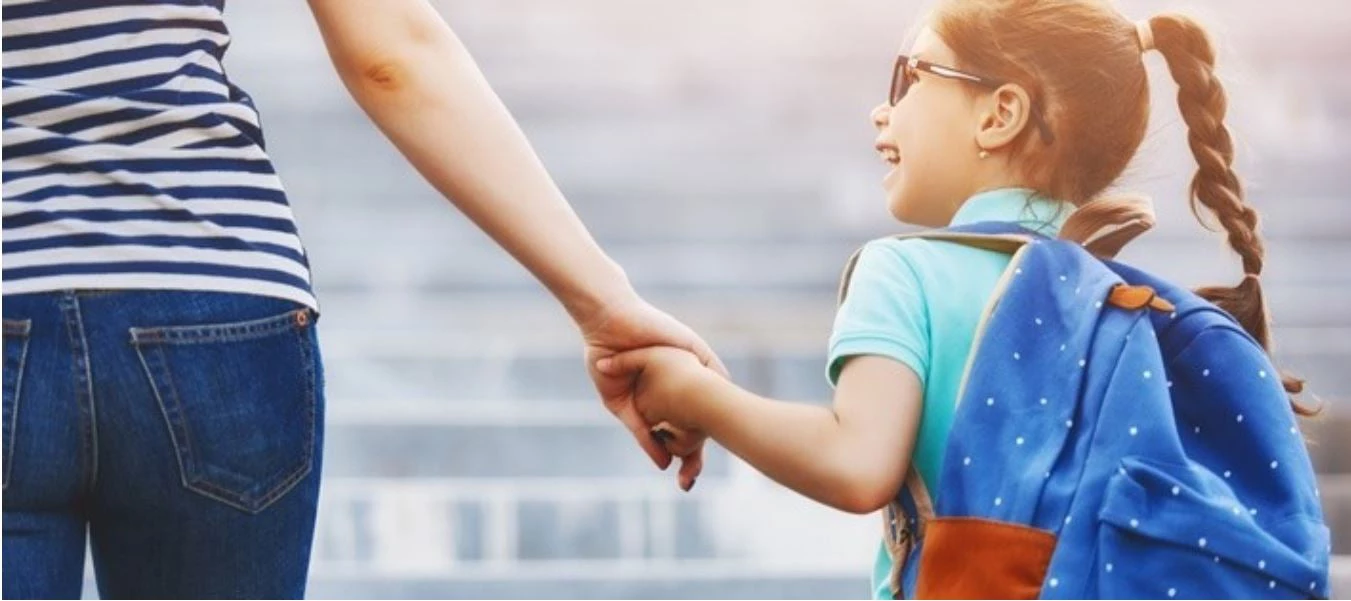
[561,256,638,330]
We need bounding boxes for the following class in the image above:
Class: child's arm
[599,349,921,514]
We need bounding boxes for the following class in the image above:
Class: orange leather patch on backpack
[1107,284,1175,313]
[915,518,1056,599]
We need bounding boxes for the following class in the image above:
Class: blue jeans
[2,290,325,599]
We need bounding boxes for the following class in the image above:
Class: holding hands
[597,345,716,436]
[579,295,724,492]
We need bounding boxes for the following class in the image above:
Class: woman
[2,0,717,598]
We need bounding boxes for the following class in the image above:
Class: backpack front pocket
[1095,457,1328,599]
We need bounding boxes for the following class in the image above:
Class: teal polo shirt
[825,188,1071,599]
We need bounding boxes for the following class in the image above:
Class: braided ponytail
[1150,14,1312,412]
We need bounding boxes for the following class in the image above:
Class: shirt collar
[949,188,1073,237]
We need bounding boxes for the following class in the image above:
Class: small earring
[978,149,990,159]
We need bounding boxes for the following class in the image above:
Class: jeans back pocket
[3,319,32,490]
[131,308,319,513]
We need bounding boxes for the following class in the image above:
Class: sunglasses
[889,54,1056,145]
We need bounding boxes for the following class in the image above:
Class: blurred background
[157,0,1351,597]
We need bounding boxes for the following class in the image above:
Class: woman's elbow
[325,8,462,96]
[336,33,461,97]
[346,57,409,93]
[333,51,423,98]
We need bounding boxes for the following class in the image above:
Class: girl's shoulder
[856,234,1015,278]
[843,235,1014,314]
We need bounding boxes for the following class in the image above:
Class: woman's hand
[596,345,712,429]
[581,294,726,491]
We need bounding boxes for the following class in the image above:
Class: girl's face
[872,28,985,227]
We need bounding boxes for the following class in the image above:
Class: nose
[870,103,890,131]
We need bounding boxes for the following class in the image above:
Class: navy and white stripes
[3,0,316,309]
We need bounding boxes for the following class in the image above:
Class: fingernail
[596,358,612,372]
[685,478,697,492]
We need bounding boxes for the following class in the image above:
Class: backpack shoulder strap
[836,223,1041,599]
[837,224,1042,305]
[884,468,935,598]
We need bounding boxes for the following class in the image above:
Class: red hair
[929,0,1310,412]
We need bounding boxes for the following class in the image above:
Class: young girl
[597,0,1303,598]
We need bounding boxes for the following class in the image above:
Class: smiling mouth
[875,143,901,166]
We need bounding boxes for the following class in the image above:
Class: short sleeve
[827,239,930,386]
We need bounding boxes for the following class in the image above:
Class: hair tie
[1136,19,1155,53]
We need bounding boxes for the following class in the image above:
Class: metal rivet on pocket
[295,310,310,327]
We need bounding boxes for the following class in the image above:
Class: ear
[973,83,1034,153]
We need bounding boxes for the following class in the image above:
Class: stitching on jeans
[129,309,306,346]
[190,459,313,514]
[289,324,318,505]
[61,294,99,492]
[134,347,196,494]
[2,320,32,490]
[132,316,318,514]
[156,344,201,492]
[77,301,99,491]
[237,325,319,513]
[238,325,319,512]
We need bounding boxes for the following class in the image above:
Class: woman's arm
[306,0,624,324]
[600,350,921,513]
[305,0,724,486]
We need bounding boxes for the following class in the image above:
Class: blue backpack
[839,223,1331,599]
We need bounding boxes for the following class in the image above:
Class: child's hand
[596,346,714,434]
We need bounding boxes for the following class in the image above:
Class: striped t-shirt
[3,0,316,310]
